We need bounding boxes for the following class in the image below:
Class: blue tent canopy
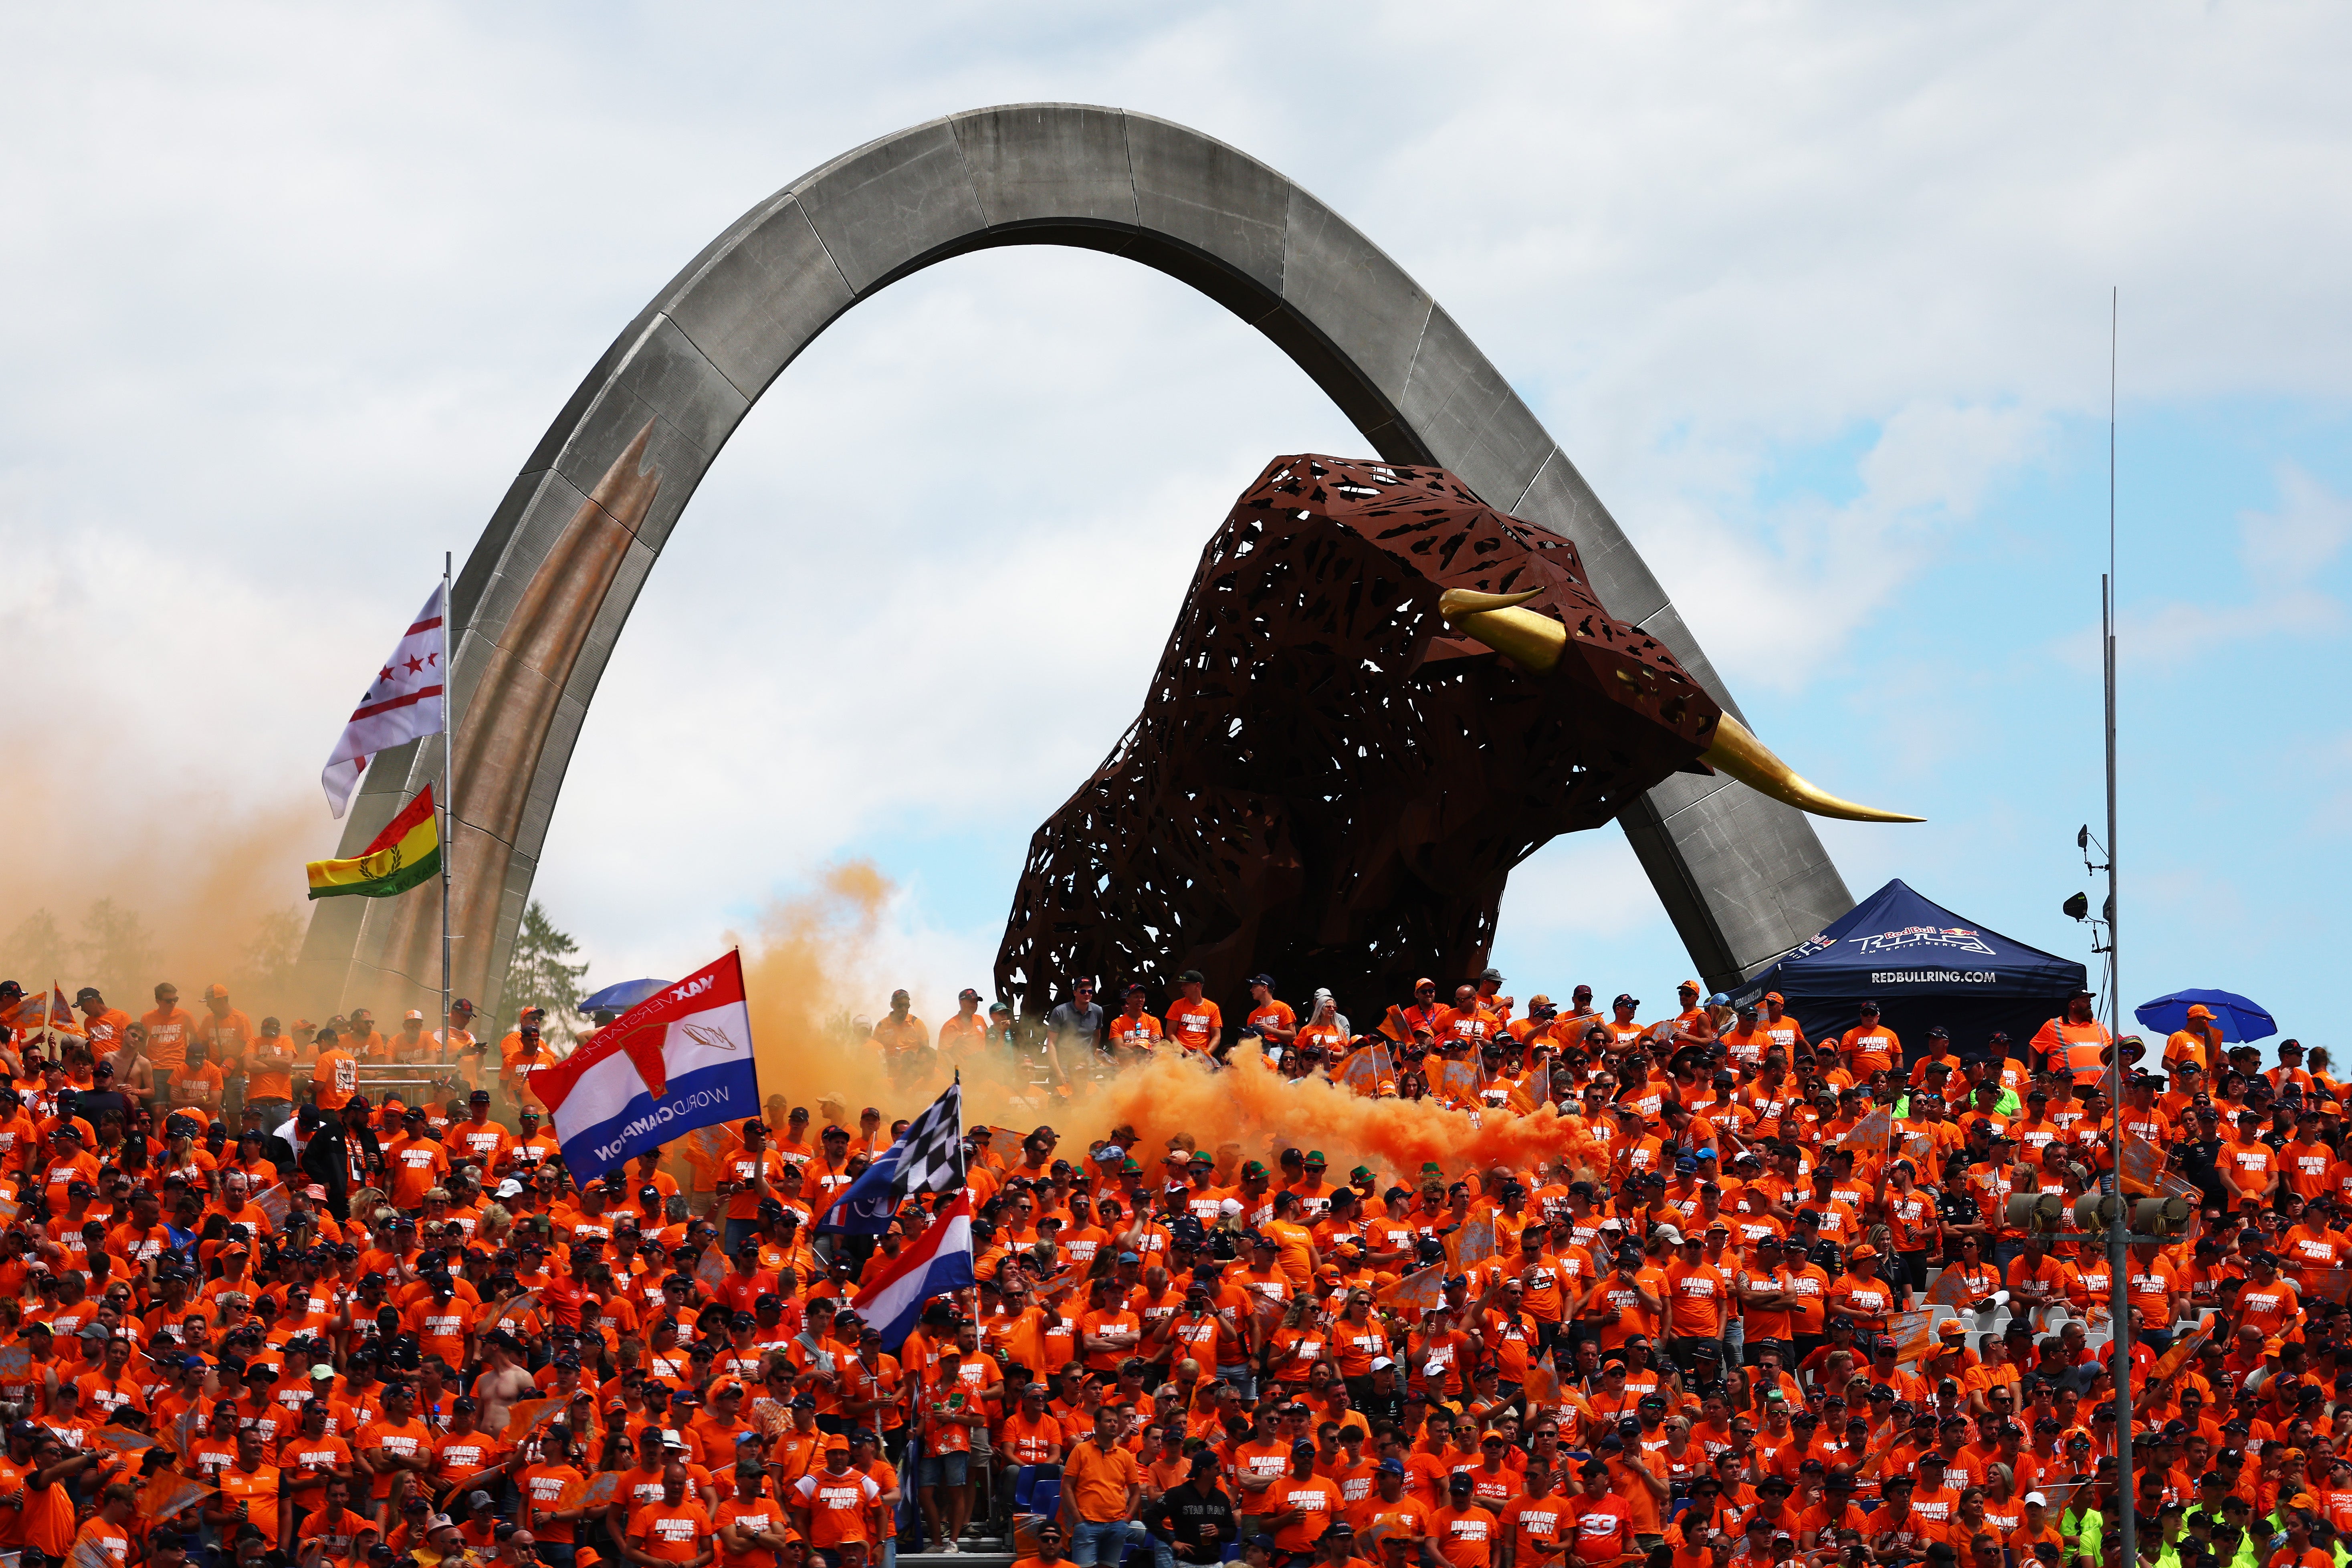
[580,977,671,1014]
[1728,879,2088,1060]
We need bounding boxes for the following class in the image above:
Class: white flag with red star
[321,583,446,818]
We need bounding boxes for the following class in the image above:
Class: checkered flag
[815,1079,966,1233]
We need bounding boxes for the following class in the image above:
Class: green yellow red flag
[306,785,440,900]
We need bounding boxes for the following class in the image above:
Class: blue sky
[0,4,2346,1061]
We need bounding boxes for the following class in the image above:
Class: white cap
[2025,1492,2047,1506]
[1653,1225,1685,1246]
[404,1009,425,1021]
[1370,1357,1395,1372]
[496,1179,524,1199]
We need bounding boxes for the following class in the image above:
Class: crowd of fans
[847,972,2352,1568]
[0,963,2339,1568]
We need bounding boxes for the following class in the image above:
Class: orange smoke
[0,764,328,1017]
[731,870,1552,1186]
[1093,1044,1570,1185]
[729,862,1046,1136]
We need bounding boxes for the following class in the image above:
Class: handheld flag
[322,582,448,819]
[249,1185,291,1228]
[1925,1267,1981,1310]
[308,785,441,900]
[531,951,759,1184]
[18,984,84,1049]
[2117,1134,2165,1196]
[1449,1217,1498,1272]
[1890,1309,1934,1363]
[1841,1108,1894,1152]
[137,1470,212,1524]
[1521,1353,1560,1413]
[695,1249,731,1292]
[817,1080,966,1235]
[851,1191,975,1351]
[502,1398,564,1441]
[1379,1264,1448,1316]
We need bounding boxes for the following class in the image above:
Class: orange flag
[1449,1218,1498,1272]
[557,1472,623,1512]
[1890,1309,1934,1364]
[1380,1264,1449,1316]
[1337,1047,1383,1095]
[2147,1322,2214,1382]
[1841,1109,1894,1152]
[503,1398,563,1441]
[1522,1354,1561,1411]
[2117,1135,2165,1196]
[137,1470,212,1524]
[2309,1270,2352,1306]
[1925,1269,1978,1310]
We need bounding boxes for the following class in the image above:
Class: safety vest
[2054,1021,2115,1085]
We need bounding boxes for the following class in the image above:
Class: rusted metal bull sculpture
[995,455,1913,1016]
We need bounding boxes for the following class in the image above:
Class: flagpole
[440,549,454,1080]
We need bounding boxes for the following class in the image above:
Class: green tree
[79,898,159,1007]
[504,899,590,1045]
[0,909,69,991]
[238,907,306,1008]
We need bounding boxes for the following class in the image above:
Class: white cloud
[2068,463,2352,675]
[2,2,2349,1002]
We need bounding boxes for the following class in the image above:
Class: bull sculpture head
[994,455,1913,1015]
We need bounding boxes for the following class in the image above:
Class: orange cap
[202,983,230,1001]
[2186,1005,2213,1021]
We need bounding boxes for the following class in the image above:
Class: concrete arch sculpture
[298,103,1855,1020]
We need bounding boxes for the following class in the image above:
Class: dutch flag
[532,951,761,1183]
[852,1191,975,1351]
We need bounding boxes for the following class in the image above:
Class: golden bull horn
[1435,588,1924,825]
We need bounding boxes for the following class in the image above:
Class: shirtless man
[470,1330,539,1433]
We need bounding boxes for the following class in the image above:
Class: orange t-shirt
[1431,1503,1499,1568]
[1498,1494,1572,1567]
[1248,1001,1297,1041]
[999,1413,1065,1466]
[717,1495,787,1568]
[69,1517,131,1568]
[218,1463,284,1540]
[2238,1277,2303,1336]
[1271,1475,1347,1550]
[1840,1026,1900,1077]
[311,1051,359,1112]
[243,1037,297,1104]
[630,1500,719,1560]
[792,1470,879,1546]
[141,1005,194,1072]
[1167,999,1223,1051]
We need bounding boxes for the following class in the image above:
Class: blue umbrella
[2134,988,2277,1043]
[580,978,672,1014]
